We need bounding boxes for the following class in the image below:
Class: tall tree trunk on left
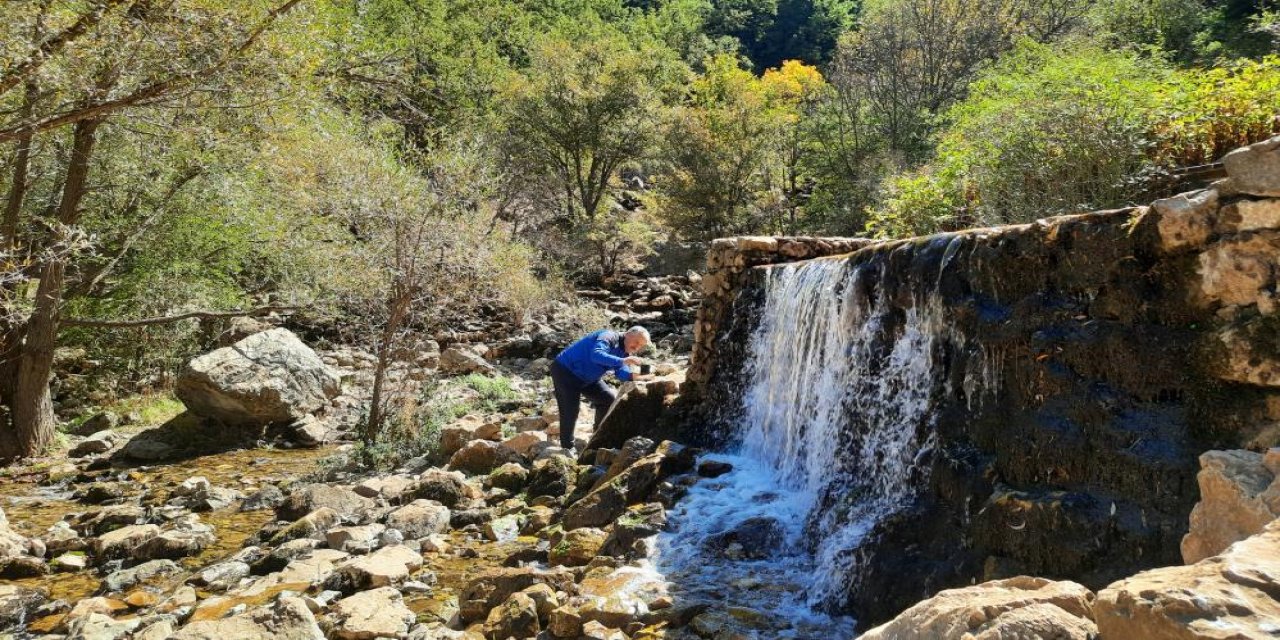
[2,117,100,460]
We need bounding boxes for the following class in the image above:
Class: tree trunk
[2,82,35,250]
[2,117,100,460]
[364,286,411,445]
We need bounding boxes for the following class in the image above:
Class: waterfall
[650,255,956,635]
[741,257,946,609]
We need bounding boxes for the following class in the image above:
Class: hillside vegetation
[0,0,1277,457]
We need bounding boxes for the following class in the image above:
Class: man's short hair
[625,326,650,344]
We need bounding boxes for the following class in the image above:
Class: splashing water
[650,257,958,634]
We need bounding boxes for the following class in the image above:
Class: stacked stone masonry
[685,135,1280,627]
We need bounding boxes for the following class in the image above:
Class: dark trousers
[550,360,616,449]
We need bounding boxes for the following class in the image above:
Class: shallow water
[646,453,858,639]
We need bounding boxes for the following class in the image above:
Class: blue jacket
[555,329,633,384]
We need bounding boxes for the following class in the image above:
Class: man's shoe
[564,447,578,459]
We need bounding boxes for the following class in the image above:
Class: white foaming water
[649,257,953,634]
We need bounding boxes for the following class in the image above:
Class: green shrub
[868,42,1280,238]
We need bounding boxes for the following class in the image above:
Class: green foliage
[704,0,858,69]
[868,42,1280,237]
[462,373,518,410]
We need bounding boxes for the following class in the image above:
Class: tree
[501,33,678,273]
[0,0,305,460]
[655,54,783,238]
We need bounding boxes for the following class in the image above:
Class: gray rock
[275,484,372,522]
[240,485,285,512]
[330,586,416,639]
[0,583,45,629]
[69,430,121,458]
[175,328,341,426]
[1224,135,1280,196]
[102,559,180,593]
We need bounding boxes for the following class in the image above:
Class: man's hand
[623,356,643,367]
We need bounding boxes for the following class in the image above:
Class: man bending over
[551,326,652,455]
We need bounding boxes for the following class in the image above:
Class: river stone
[384,500,451,538]
[240,485,285,511]
[171,596,324,640]
[243,549,349,596]
[187,560,251,592]
[353,475,414,501]
[270,507,342,545]
[102,559,181,593]
[275,484,372,522]
[483,515,522,543]
[324,524,386,553]
[1223,135,1280,196]
[488,463,528,492]
[459,567,577,623]
[601,503,666,558]
[549,528,608,567]
[526,456,576,499]
[548,606,584,638]
[562,452,665,530]
[1095,518,1280,639]
[483,592,540,640]
[65,611,143,640]
[175,328,341,426]
[330,586,416,640]
[330,544,423,591]
[859,576,1097,640]
[0,555,46,579]
[502,431,547,459]
[448,440,521,476]
[135,522,216,560]
[410,469,475,508]
[706,517,785,560]
[1182,449,1280,564]
[68,430,121,458]
[94,524,160,560]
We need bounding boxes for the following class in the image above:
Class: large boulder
[1095,518,1280,639]
[859,576,1097,640]
[1182,449,1280,564]
[175,328,341,425]
[586,380,681,450]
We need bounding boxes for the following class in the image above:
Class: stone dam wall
[683,136,1280,627]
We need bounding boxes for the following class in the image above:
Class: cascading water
[647,256,957,636]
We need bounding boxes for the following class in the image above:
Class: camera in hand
[640,363,651,375]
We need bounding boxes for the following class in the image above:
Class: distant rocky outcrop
[175,328,341,425]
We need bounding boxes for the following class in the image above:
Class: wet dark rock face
[697,208,1280,628]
